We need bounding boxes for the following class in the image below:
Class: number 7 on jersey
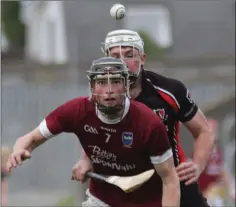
[105,133,111,143]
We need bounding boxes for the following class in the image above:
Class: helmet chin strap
[94,92,126,116]
[95,96,129,125]
[96,102,123,115]
[95,96,126,124]
[92,93,125,117]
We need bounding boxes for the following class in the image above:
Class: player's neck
[129,74,142,99]
[101,108,124,120]
[96,97,130,124]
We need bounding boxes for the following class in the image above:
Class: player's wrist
[80,152,90,161]
[12,146,23,153]
[191,161,203,176]
[192,158,204,171]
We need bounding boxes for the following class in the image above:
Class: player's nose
[105,90,114,96]
[104,85,114,94]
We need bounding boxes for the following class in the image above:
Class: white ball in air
[110,4,126,20]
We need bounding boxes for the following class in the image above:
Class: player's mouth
[104,97,116,105]
[104,97,116,101]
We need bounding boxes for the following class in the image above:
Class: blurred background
[1,1,235,206]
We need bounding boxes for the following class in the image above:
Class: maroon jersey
[39,97,172,207]
[197,146,223,192]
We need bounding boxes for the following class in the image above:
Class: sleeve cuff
[150,148,173,164]
[39,119,54,139]
[181,105,198,122]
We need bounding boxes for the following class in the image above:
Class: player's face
[92,76,126,108]
[108,46,146,77]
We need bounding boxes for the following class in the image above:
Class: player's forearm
[162,177,180,207]
[14,128,46,152]
[193,130,215,172]
[14,136,34,152]
[80,149,89,160]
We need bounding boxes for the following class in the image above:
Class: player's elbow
[156,159,180,193]
[207,126,215,143]
[162,170,180,189]
[154,156,180,187]
[162,170,180,206]
[199,126,215,146]
[154,157,180,205]
[164,179,180,198]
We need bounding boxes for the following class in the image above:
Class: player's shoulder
[62,96,89,107]
[144,70,187,94]
[58,96,94,120]
[130,100,163,138]
[58,96,94,113]
[130,100,161,123]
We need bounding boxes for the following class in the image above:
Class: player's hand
[71,158,93,183]
[176,161,201,185]
[6,149,31,172]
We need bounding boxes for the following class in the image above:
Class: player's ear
[89,81,95,94]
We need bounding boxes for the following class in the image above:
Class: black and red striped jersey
[136,70,198,167]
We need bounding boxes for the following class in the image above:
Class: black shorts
[180,182,210,207]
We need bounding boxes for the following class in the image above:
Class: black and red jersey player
[6,57,180,207]
[97,29,213,207]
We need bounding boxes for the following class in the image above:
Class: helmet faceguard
[101,30,144,83]
[87,57,129,115]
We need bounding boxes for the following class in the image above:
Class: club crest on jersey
[153,109,168,121]
[122,132,133,148]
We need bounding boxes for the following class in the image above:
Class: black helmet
[87,57,130,115]
[87,57,129,79]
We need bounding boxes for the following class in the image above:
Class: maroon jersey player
[194,119,235,201]
[6,57,180,207]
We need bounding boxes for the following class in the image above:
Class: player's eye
[113,79,122,84]
[125,52,134,58]
[97,80,106,85]
[110,53,120,59]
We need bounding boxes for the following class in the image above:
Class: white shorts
[82,189,110,207]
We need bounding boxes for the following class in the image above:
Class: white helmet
[101,29,144,55]
[101,30,144,82]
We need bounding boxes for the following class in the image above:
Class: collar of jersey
[135,70,156,101]
[96,97,130,124]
